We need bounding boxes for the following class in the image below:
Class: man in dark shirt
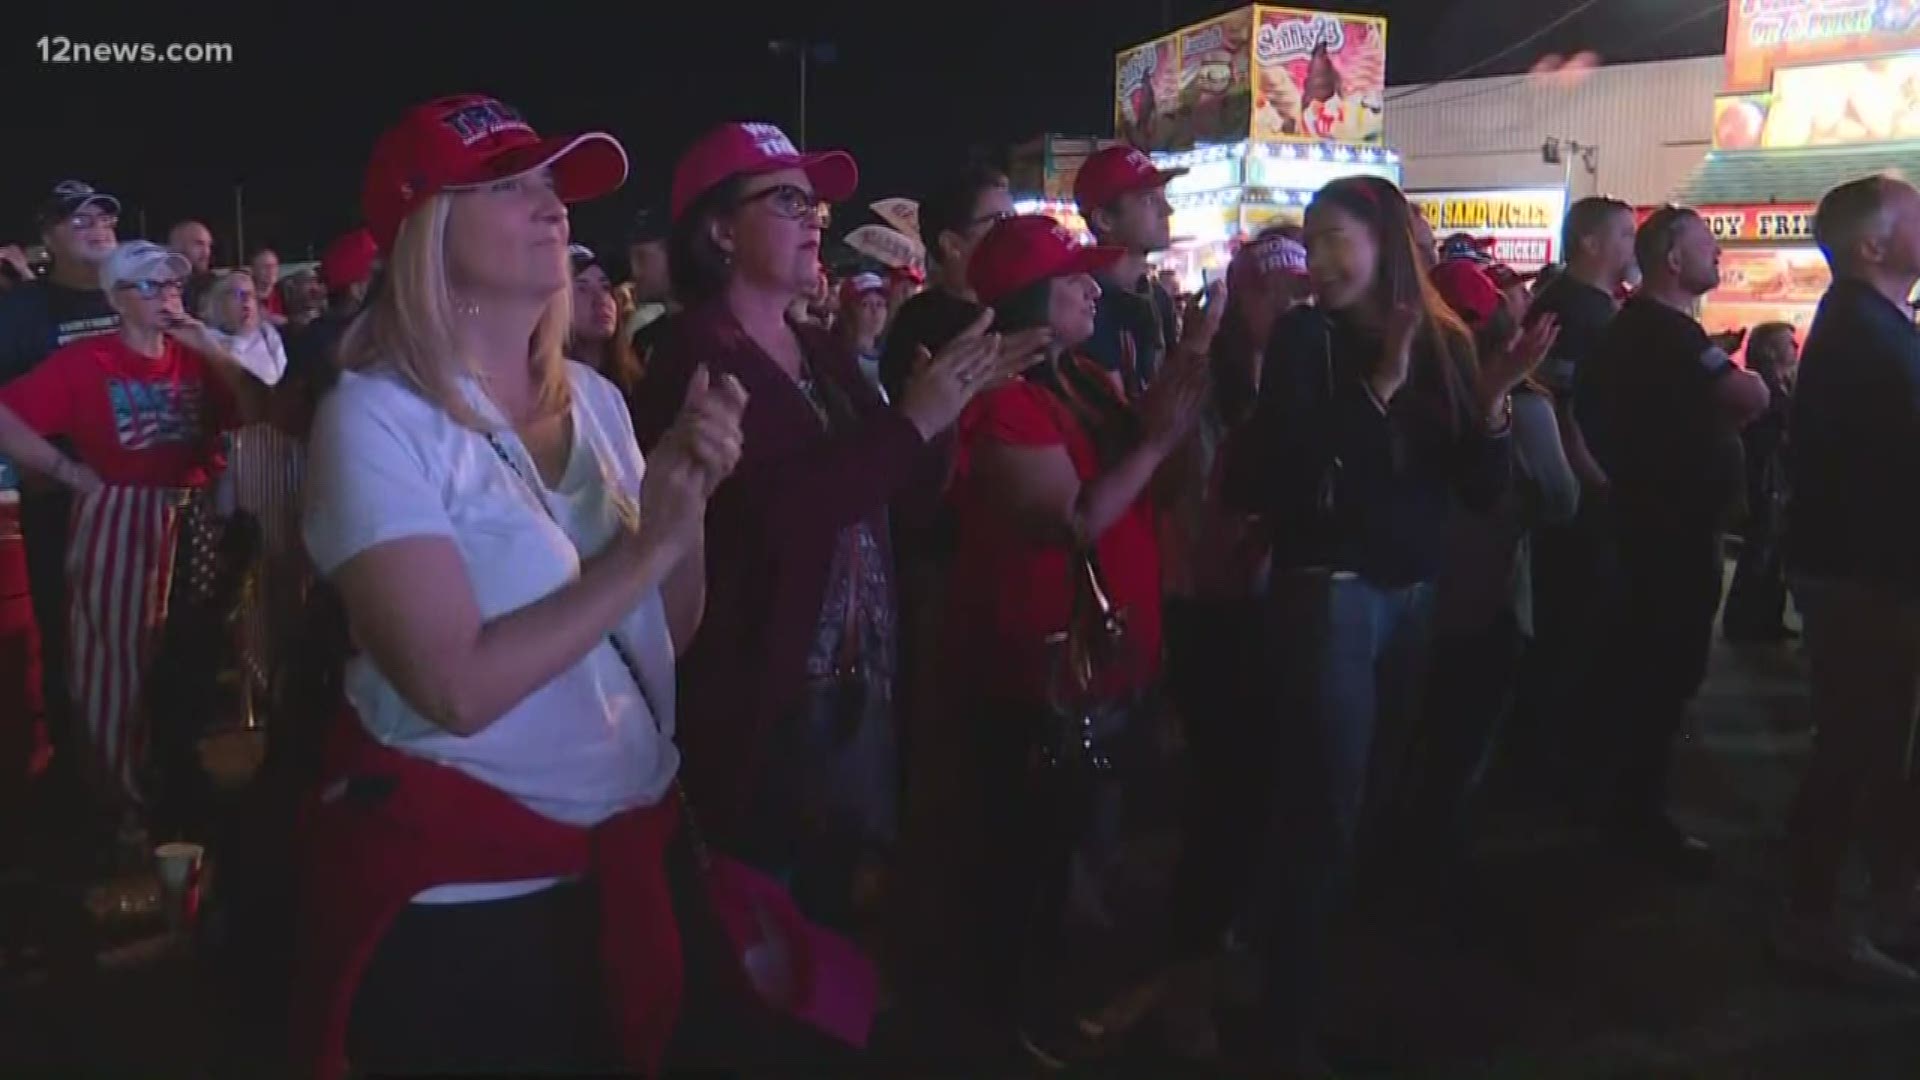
[0,180,123,791]
[1577,206,1769,872]
[1510,196,1637,804]
[1778,174,1920,989]
[286,227,377,396]
[873,161,1015,844]
[875,160,1011,403]
[1075,145,1184,401]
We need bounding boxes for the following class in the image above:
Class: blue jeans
[1253,570,1435,1050]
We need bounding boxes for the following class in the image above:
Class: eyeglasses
[117,278,184,299]
[738,183,827,225]
[66,211,118,231]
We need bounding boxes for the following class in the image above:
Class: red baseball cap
[1430,259,1503,328]
[1074,145,1188,215]
[968,215,1126,305]
[361,94,628,252]
[319,228,378,292]
[1229,233,1310,293]
[670,122,858,223]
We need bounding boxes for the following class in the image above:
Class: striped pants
[65,486,191,800]
[219,423,307,695]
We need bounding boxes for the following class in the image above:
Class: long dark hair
[667,174,752,307]
[992,278,1142,467]
[1311,176,1479,432]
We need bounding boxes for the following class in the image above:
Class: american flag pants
[65,486,191,800]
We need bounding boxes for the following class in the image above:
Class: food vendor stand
[1406,187,1566,274]
[1672,0,1920,334]
[1108,5,1399,293]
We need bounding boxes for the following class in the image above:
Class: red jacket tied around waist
[288,711,682,1080]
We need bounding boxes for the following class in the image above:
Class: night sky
[2,0,1726,266]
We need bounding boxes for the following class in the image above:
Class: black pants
[344,847,861,1077]
[1596,528,1725,824]
[1723,526,1788,638]
[1164,596,1267,952]
[1399,612,1525,860]
[972,695,1145,1028]
[345,882,621,1076]
[1508,500,1619,802]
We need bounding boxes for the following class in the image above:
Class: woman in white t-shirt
[289,95,748,1077]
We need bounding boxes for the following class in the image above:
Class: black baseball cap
[35,180,120,228]
[568,242,600,274]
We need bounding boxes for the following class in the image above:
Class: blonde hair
[337,193,573,430]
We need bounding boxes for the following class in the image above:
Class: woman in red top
[942,214,1214,1064]
[0,239,270,804]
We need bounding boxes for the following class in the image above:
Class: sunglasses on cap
[117,278,185,299]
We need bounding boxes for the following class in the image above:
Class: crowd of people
[1,89,1918,1078]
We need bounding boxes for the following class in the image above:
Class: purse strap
[483,429,714,869]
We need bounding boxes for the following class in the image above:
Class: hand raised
[1177,280,1228,357]
[898,307,1006,438]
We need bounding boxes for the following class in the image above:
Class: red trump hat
[361,94,628,252]
[1074,145,1187,214]
[669,122,858,223]
[968,215,1126,305]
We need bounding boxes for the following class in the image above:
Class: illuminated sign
[1676,204,1818,242]
[1726,0,1920,93]
[1417,194,1559,230]
[1164,158,1244,198]
[1243,153,1398,190]
[1408,188,1565,272]
[1117,6,1388,149]
[1493,237,1553,266]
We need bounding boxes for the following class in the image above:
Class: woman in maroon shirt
[630,122,1038,928]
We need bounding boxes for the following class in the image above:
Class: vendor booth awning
[1674,145,1920,207]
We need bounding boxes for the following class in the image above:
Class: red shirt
[946,376,1163,702]
[262,287,285,318]
[0,334,239,487]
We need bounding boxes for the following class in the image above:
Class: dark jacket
[1083,273,1178,400]
[1226,304,1510,588]
[630,298,928,842]
[1788,278,1920,592]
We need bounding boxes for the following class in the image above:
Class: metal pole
[798,48,808,150]
[138,207,148,240]
[234,185,245,266]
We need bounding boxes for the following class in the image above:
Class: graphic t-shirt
[0,280,122,492]
[0,334,240,488]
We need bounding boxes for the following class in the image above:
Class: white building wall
[1384,55,1723,205]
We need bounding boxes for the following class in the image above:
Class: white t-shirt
[302,360,679,901]
[214,322,288,386]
